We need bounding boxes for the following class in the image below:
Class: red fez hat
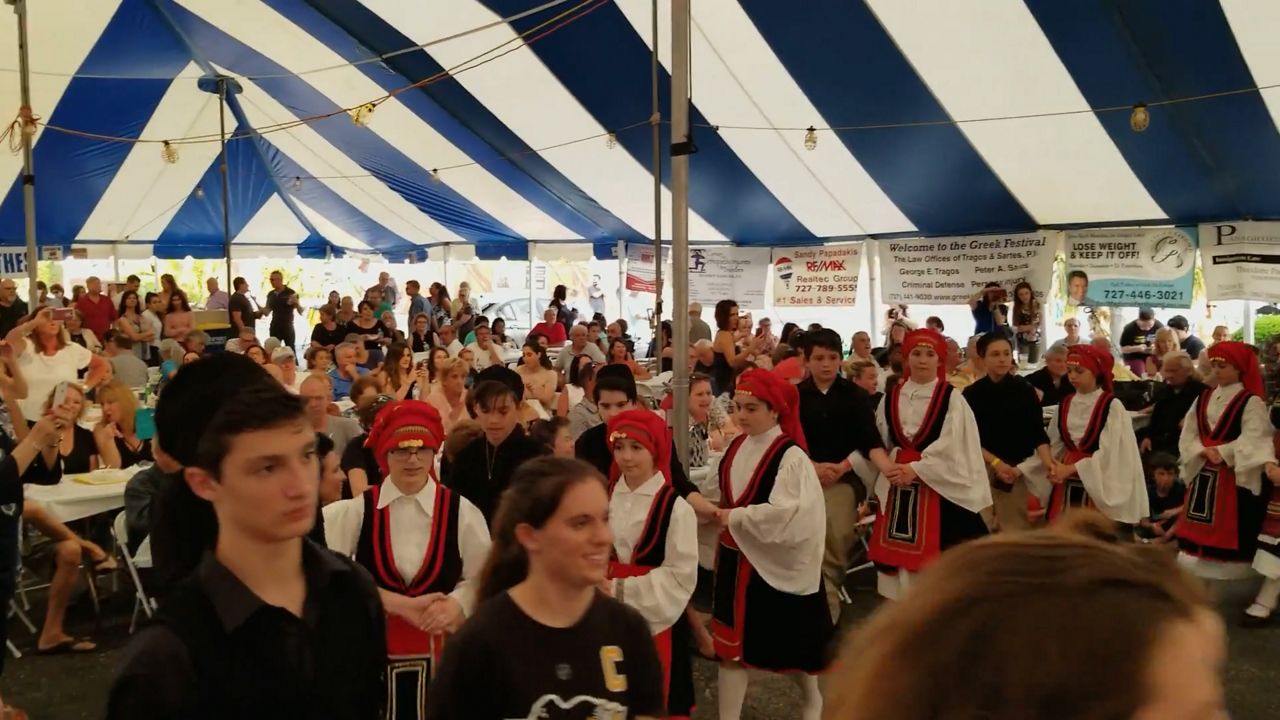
[735,368,809,453]
[1066,344,1114,391]
[903,328,949,380]
[1207,341,1264,397]
[607,408,673,484]
[364,400,445,475]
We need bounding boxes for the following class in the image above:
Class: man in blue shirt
[969,282,1010,335]
[327,343,369,400]
[405,280,428,322]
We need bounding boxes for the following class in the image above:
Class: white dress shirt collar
[377,477,437,515]
[615,472,665,498]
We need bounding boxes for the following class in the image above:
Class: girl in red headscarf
[1166,342,1280,620]
[1037,344,1147,530]
[867,328,991,602]
[709,368,830,720]
[605,409,697,719]
[322,400,492,720]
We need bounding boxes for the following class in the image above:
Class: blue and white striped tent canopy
[4,0,1280,260]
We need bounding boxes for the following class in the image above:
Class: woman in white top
[866,328,991,601]
[323,400,490,720]
[606,408,697,718]
[1035,344,1148,530]
[709,368,830,720]
[6,307,110,421]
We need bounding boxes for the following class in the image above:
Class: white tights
[717,664,821,720]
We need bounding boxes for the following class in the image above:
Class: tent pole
[218,78,232,285]
[670,0,691,470]
[1244,300,1255,345]
[10,0,38,306]
[867,239,880,345]
[650,0,663,338]
[617,239,626,321]
[527,245,535,330]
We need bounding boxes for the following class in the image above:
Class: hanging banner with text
[1199,221,1280,302]
[0,249,30,278]
[771,243,862,307]
[1063,227,1197,308]
[689,246,769,307]
[879,232,1057,305]
[624,243,668,293]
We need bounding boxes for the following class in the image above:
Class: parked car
[481,298,551,346]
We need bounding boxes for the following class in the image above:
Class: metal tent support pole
[670,0,691,470]
[1244,300,1255,345]
[218,78,233,285]
[866,239,880,345]
[10,0,38,306]
[528,244,536,330]
[617,239,626,320]
[650,0,663,338]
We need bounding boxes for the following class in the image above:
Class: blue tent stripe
[479,0,815,246]
[277,0,627,243]
[0,0,190,246]
[166,4,526,247]
[739,0,1033,237]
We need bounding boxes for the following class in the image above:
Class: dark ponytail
[476,457,606,602]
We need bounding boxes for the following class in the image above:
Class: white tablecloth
[26,467,139,523]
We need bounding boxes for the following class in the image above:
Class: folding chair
[839,516,876,606]
[5,600,34,659]
[110,512,156,634]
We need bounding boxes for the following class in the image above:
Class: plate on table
[67,469,132,485]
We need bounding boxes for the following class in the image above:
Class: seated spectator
[529,307,567,346]
[408,312,435,353]
[423,357,470,434]
[436,323,463,358]
[925,316,945,332]
[845,358,883,405]
[1138,452,1185,543]
[424,346,450,387]
[691,339,723,396]
[95,380,153,468]
[515,341,558,410]
[1137,351,1206,457]
[465,323,504,372]
[948,335,982,389]
[566,361,601,440]
[271,346,302,392]
[1167,315,1205,360]
[348,301,387,368]
[305,345,333,372]
[1026,342,1074,407]
[380,310,406,345]
[587,320,606,352]
[316,433,347,507]
[340,392,393,496]
[23,383,111,480]
[64,308,102,354]
[336,295,356,325]
[553,324,606,377]
[668,372,736,468]
[605,337,651,380]
[327,342,369,400]
[462,314,489,346]
[298,374,362,460]
[223,326,258,355]
[490,317,516,350]
[1144,328,1180,378]
[183,330,207,363]
[105,333,149,388]
[342,332,371,367]
[157,339,184,382]
[162,290,194,343]
[528,416,574,458]
[373,342,419,401]
[309,304,347,352]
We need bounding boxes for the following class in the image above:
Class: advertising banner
[1063,227,1197,308]
[0,249,30,278]
[1199,222,1280,302]
[771,244,862,307]
[879,232,1057,305]
[624,243,666,293]
[688,246,769,307]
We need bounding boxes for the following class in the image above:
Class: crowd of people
[0,266,1271,719]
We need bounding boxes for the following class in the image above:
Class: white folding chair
[110,511,155,633]
[839,516,876,606]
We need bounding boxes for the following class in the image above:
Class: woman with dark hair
[316,432,347,507]
[426,346,450,387]
[490,317,515,350]
[426,457,663,720]
[515,341,557,409]
[162,290,193,343]
[376,342,420,401]
[607,337,652,380]
[778,322,800,348]
[1012,280,1042,364]
[711,299,758,398]
[548,284,574,336]
[409,313,434,354]
[114,290,154,362]
[158,273,178,310]
[528,416,574,458]
[349,300,388,369]
[825,515,1227,720]
[431,287,452,333]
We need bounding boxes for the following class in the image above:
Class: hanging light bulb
[605,132,618,150]
[429,169,441,184]
[291,176,303,192]
[803,126,817,151]
[1130,103,1150,133]
[193,184,205,199]
[350,102,376,127]
[161,140,179,164]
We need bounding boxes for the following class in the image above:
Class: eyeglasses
[388,447,432,461]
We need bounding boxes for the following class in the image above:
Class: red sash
[608,562,673,705]
[1047,394,1110,522]
[1175,390,1251,551]
[866,382,947,572]
[369,485,452,659]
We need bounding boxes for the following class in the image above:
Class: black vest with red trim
[883,381,953,456]
[717,434,795,511]
[1195,386,1251,448]
[1056,391,1114,457]
[609,481,680,570]
[354,484,463,599]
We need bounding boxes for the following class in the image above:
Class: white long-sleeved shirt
[323,477,491,617]
[609,472,697,634]
[1038,388,1148,523]
[1179,382,1275,496]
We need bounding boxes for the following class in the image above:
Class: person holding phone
[969,282,1009,336]
[6,307,110,423]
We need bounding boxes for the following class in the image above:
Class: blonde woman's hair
[439,356,470,380]
[159,339,184,364]
[844,357,878,381]
[97,380,139,434]
[42,382,86,418]
[1161,350,1200,380]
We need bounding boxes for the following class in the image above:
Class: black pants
[271,326,296,352]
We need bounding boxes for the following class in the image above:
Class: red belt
[610,560,672,704]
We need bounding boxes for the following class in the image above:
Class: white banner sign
[1063,227,1197,308]
[0,249,30,278]
[1199,221,1280,302]
[688,246,768,307]
[624,243,668,293]
[771,244,862,307]
[879,232,1058,305]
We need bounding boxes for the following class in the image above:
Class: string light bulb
[291,176,303,191]
[605,132,618,150]
[1130,103,1150,133]
[161,141,179,164]
[350,102,376,127]
[803,126,817,151]
[193,185,205,199]
[429,169,441,184]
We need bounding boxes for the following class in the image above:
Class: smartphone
[50,307,71,322]
[52,381,69,409]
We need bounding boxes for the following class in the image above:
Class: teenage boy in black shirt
[964,331,1054,532]
[107,361,385,719]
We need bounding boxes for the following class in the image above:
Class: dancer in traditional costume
[605,409,698,719]
[867,328,991,600]
[324,401,491,719]
[1035,344,1147,531]
[1176,342,1274,584]
[710,369,830,720]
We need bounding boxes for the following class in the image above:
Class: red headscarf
[607,408,672,484]
[773,355,807,384]
[1066,344,1114,392]
[1207,341,1264,397]
[735,368,809,453]
[363,400,445,475]
[902,328,949,380]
